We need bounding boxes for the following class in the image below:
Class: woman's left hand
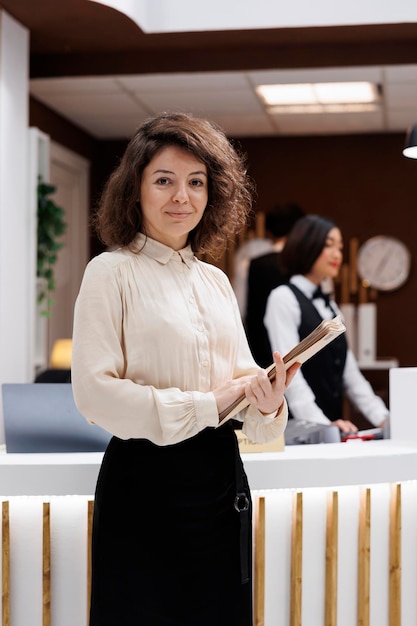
[244,351,300,415]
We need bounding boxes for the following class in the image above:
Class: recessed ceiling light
[315,82,378,103]
[256,81,381,106]
[257,83,316,105]
[267,103,380,115]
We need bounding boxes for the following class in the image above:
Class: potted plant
[37,178,67,317]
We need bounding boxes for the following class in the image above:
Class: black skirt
[89,423,253,626]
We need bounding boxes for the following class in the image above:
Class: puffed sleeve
[242,400,288,443]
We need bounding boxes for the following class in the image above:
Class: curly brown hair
[94,112,254,256]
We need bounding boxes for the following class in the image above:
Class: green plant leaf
[37,176,67,316]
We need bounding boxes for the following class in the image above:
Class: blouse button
[197,325,204,332]
[202,360,209,367]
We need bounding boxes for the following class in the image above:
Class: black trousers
[89,424,253,626]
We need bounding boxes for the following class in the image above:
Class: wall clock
[357,235,411,291]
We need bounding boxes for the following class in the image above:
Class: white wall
[93,0,417,33]
[0,11,30,383]
[389,367,417,441]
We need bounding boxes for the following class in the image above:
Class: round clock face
[357,236,411,291]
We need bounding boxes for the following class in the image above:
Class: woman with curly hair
[72,112,298,626]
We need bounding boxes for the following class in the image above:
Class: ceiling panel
[39,92,146,118]
[384,81,417,108]
[247,66,384,86]
[209,113,276,137]
[136,88,263,115]
[29,76,122,95]
[387,109,417,131]
[72,113,150,138]
[118,72,249,92]
[29,64,417,140]
[269,109,385,136]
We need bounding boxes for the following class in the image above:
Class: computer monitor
[1,383,112,453]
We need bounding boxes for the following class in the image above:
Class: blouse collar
[131,232,195,268]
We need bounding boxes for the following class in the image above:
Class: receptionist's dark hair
[281,214,337,276]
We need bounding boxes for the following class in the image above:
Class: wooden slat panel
[254,496,265,626]
[325,491,338,626]
[255,212,266,239]
[340,264,350,304]
[87,500,94,622]
[290,492,303,626]
[2,501,10,626]
[349,237,359,294]
[43,502,51,626]
[389,483,401,626]
[358,488,371,626]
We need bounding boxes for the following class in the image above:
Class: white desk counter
[242,439,417,489]
[0,450,103,495]
[1,439,417,495]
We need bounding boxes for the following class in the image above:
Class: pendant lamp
[403,124,417,159]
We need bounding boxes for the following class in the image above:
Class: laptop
[1,383,112,453]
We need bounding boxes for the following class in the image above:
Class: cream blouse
[72,233,287,446]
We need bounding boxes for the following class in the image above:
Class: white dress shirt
[72,233,287,446]
[232,238,274,318]
[264,275,389,426]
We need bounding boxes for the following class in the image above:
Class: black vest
[288,284,347,422]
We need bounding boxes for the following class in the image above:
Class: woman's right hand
[213,353,300,420]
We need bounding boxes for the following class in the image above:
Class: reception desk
[1,440,417,626]
[1,439,416,495]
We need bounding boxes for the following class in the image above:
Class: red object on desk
[341,427,384,443]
